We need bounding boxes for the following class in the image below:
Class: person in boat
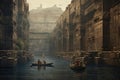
[75,60,80,66]
[38,59,42,65]
[43,60,46,64]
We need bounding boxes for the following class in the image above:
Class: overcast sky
[27,0,71,11]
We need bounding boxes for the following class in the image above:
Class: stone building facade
[17,0,29,50]
[110,1,120,50]
[72,0,81,54]
[29,5,63,33]
[0,0,30,66]
[80,0,114,52]
[0,0,29,51]
[53,0,81,56]
[53,0,120,66]
[0,0,18,50]
[29,5,63,55]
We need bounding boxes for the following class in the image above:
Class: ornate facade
[53,0,120,66]
[0,0,18,50]
[0,0,30,67]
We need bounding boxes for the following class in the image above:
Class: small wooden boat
[31,63,53,67]
[70,57,86,72]
[70,64,85,72]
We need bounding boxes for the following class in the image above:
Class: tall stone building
[72,0,81,54]
[29,5,63,33]
[62,7,70,52]
[17,0,29,50]
[29,5,63,54]
[110,0,120,50]
[0,0,29,51]
[0,0,18,50]
[54,0,120,66]
[80,0,120,52]
[54,0,82,56]
[0,0,18,67]
[16,0,30,63]
[0,0,30,67]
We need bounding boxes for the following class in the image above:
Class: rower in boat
[38,59,42,65]
[70,57,86,72]
[43,60,46,64]
[38,59,47,65]
[31,59,53,67]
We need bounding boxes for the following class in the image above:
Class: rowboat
[70,64,85,72]
[31,63,53,67]
[70,57,86,72]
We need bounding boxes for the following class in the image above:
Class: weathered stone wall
[17,0,29,50]
[110,3,120,51]
[0,0,18,50]
[0,0,30,66]
[29,5,63,33]
[53,0,120,66]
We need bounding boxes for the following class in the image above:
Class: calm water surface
[0,56,119,80]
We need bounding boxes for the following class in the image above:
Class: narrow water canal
[0,55,119,80]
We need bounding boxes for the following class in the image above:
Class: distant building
[29,5,63,33]
[29,5,63,54]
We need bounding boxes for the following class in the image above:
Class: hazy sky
[27,0,71,11]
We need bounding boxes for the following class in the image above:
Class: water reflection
[0,56,119,80]
[36,66,46,71]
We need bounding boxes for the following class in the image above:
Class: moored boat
[70,65,85,72]
[70,57,86,72]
